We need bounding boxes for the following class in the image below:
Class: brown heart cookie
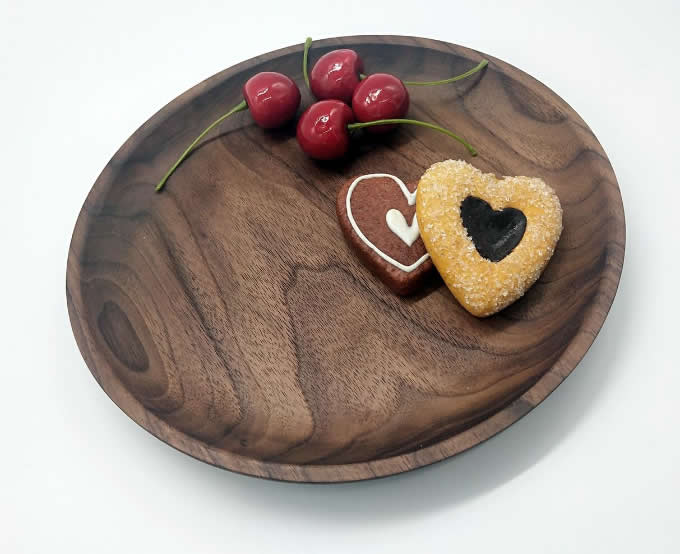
[336,174,435,295]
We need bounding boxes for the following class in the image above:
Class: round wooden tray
[66,35,625,482]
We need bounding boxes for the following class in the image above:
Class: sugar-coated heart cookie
[337,174,435,295]
[416,160,562,317]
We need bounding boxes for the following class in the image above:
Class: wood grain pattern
[66,36,625,482]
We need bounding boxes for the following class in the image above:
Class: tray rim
[66,34,626,483]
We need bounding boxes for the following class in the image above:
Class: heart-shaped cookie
[417,160,562,317]
[336,174,434,295]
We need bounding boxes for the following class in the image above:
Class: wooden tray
[66,35,625,482]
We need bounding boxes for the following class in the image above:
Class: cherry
[308,48,364,104]
[351,73,409,133]
[306,49,488,105]
[296,100,355,160]
[242,72,301,129]
[156,71,300,192]
[303,38,488,95]
[296,100,477,160]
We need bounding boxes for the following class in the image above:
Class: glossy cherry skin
[351,73,409,133]
[296,100,355,160]
[310,49,364,104]
[242,72,301,129]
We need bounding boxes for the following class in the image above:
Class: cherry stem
[402,59,488,86]
[347,119,477,156]
[155,99,248,192]
[359,59,488,86]
[303,37,312,89]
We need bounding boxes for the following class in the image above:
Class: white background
[2,0,679,552]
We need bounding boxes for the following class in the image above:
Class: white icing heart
[346,174,430,273]
[386,209,420,247]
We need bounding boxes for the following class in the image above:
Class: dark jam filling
[460,196,527,262]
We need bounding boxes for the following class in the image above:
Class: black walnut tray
[66,35,625,482]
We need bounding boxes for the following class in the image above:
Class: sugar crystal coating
[416,160,563,317]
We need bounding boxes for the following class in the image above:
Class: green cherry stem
[402,59,488,86]
[347,119,477,156]
[359,60,488,86]
[155,99,248,192]
[302,37,312,89]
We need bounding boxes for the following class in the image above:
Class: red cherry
[296,100,355,160]
[310,49,364,104]
[242,71,301,129]
[157,71,300,191]
[351,73,409,133]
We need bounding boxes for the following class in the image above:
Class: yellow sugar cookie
[416,160,562,317]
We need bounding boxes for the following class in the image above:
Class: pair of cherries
[156,40,487,191]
